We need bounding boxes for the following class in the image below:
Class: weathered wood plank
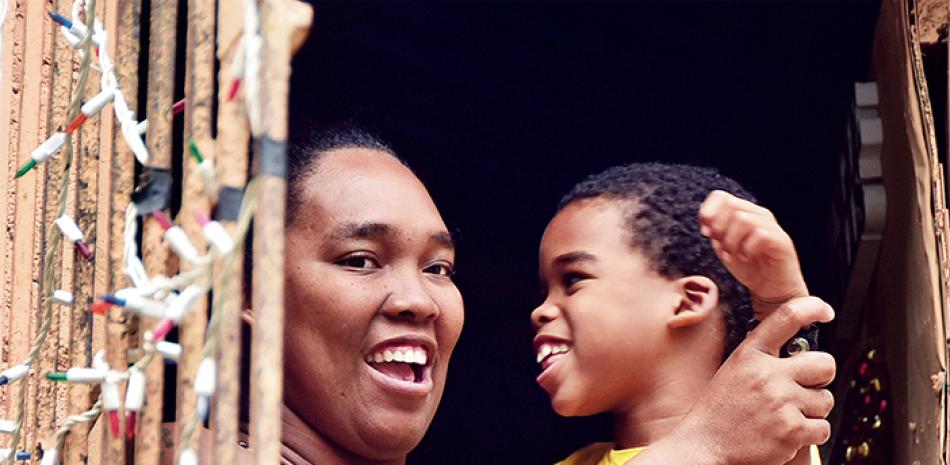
[175,0,215,455]
[64,0,106,462]
[250,2,310,463]
[101,0,143,463]
[137,1,179,464]
[212,0,249,462]
[9,0,57,459]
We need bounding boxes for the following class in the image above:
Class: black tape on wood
[215,186,245,222]
[131,167,173,216]
[253,136,287,179]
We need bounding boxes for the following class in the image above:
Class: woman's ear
[668,276,719,329]
[241,308,255,325]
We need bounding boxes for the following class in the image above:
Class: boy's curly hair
[559,162,755,358]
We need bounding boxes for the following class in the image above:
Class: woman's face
[283,148,464,460]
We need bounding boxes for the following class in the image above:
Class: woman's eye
[424,262,455,277]
[336,255,380,269]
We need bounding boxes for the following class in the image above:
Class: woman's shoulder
[554,442,614,465]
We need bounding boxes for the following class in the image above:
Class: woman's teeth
[536,343,571,364]
[365,348,428,365]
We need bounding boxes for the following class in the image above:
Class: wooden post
[249,1,311,463]
[138,1,178,464]
[0,0,58,460]
[64,0,104,461]
[100,0,143,463]
[175,0,215,451]
[212,0,250,462]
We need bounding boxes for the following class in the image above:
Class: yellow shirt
[556,442,822,465]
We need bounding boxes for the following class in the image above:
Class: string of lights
[3,2,258,463]
[178,181,256,464]
[3,1,99,461]
[2,0,269,461]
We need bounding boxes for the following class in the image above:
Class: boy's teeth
[536,342,572,364]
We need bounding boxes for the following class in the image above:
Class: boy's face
[532,198,681,416]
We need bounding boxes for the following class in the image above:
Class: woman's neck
[279,404,406,465]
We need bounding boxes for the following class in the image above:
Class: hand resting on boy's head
[627,296,835,465]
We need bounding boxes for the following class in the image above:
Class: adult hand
[627,297,836,465]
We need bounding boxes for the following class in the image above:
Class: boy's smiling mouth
[535,337,573,370]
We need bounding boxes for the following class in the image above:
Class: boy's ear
[668,276,719,329]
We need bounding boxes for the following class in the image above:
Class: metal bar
[137,1,179,464]
[250,2,311,463]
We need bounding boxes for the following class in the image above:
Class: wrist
[751,285,809,318]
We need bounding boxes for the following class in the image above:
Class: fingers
[780,409,832,448]
[798,387,835,419]
[747,297,834,355]
[788,351,836,388]
[699,190,774,240]
[799,418,832,446]
[701,192,792,258]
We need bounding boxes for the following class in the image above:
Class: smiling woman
[267,125,464,463]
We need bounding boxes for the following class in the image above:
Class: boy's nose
[530,301,560,330]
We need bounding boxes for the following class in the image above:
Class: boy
[532,163,831,465]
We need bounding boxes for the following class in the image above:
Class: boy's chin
[550,393,602,417]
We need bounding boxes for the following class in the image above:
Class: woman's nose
[381,272,440,323]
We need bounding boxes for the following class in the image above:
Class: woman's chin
[356,412,433,457]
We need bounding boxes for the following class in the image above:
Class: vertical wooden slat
[65,0,106,461]
[250,2,311,463]
[102,0,142,463]
[44,0,78,444]
[175,0,215,452]
[0,0,21,442]
[5,0,57,459]
[137,1,179,464]
[212,1,249,462]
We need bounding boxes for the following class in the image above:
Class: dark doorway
[290,3,880,464]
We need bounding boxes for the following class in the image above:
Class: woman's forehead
[293,149,449,237]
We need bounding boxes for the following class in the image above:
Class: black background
[288,3,881,463]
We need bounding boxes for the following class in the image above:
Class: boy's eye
[336,255,380,270]
[424,261,455,277]
[562,272,589,289]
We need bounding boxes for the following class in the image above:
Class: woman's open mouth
[364,342,434,396]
